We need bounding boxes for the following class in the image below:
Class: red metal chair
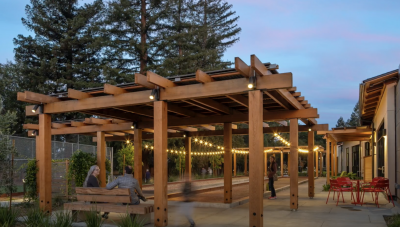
[326,180,345,206]
[361,177,385,202]
[336,177,354,202]
[361,179,395,207]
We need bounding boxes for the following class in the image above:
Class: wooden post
[234,153,237,177]
[264,152,267,176]
[134,128,143,188]
[35,136,40,195]
[249,90,264,227]
[326,136,331,185]
[288,152,290,176]
[281,151,284,177]
[307,130,314,198]
[185,137,191,181]
[38,114,52,213]
[97,131,106,187]
[154,101,168,226]
[290,119,299,210]
[223,123,232,203]
[244,154,248,175]
[320,152,323,177]
[315,150,319,177]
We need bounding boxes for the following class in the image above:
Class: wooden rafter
[235,57,250,77]
[195,70,214,83]
[104,84,127,95]
[147,71,176,88]
[68,89,93,100]
[251,54,269,76]
[135,73,156,89]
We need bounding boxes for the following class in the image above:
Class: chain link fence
[1,135,113,195]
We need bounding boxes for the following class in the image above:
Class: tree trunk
[140,0,147,74]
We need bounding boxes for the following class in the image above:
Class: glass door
[377,123,385,177]
[352,145,360,176]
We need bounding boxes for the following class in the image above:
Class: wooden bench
[64,187,153,223]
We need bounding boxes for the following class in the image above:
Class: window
[365,142,370,156]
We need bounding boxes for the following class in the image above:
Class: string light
[273,133,291,146]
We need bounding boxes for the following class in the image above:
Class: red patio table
[351,179,363,205]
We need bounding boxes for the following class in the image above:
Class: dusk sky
[1,0,399,128]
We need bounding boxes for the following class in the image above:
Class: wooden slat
[198,125,215,131]
[292,92,301,97]
[76,187,130,196]
[17,92,41,104]
[134,128,143,189]
[77,195,131,203]
[300,100,308,105]
[251,54,269,76]
[235,57,250,77]
[135,73,156,89]
[307,131,314,198]
[226,94,248,108]
[52,122,69,129]
[296,96,305,102]
[104,131,125,136]
[147,71,176,88]
[104,84,127,95]
[191,98,231,114]
[287,87,296,92]
[248,90,263,226]
[64,203,153,215]
[196,70,214,83]
[153,101,168,226]
[23,91,60,103]
[70,121,87,127]
[68,89,93,99]
[290,119,298,210]
[224,123,232,203]
[168,103,205,118]
[175,126,198,132]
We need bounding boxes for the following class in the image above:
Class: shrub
[388,214,400,227]
[115,213,146,227]
[24,204,52,227]
[116,144,134,174]
[0,206,19,227]
[53,210,73,227]
[84,208,104,227]
[322,184,330,191]
[24,159,39,201]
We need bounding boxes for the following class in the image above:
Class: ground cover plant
[0,205,19,227]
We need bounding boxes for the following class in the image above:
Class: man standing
[106,166,146,204]
[145,169,151,183]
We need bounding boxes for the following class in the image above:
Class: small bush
[85,208,104,227]
[115,213,146,227]
[24,204,52,227]
[0,206,19,227]
[322,184,330,191]
[53,211,73,227]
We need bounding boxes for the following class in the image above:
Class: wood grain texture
[38,114,52,213]
[308,131,314,198]
[135,73,156,89]
[248,90,264,227]
[185,137,192,181]
[326,137,331,185]
[244,154,247,175]
[76,195,131,203]
[68,89,93,99]
[290,119,299,210]
[235,57,250,77]
[76,187,130,196]
[64,203,153,214]
[196,70,214,83]
[281,151,284,177]
[134,128,143,188]
[223,123,232,203]
[97,131,106,187]
[104,84,127,95]
[153,101,168,226]
[147,71,176,88]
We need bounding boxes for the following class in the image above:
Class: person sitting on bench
[106,165,147,205]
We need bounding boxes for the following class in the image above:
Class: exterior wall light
[32,104,43,113]
[248,76,257,89]
[149,88,160,100]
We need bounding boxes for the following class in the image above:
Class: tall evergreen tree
[105,0,170,80]
[336,116,346,128]
[346,101,360,127]
[13,0,106,94]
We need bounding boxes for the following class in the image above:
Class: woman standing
[268,156,277,199]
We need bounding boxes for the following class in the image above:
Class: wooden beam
[191,98,232,114]
[70,121,87,127]
[226,94,248,108]
[116,106,154,118]
[234,153,237,177]
[182,100,220,114]
[292,92,301,97]
[38,114,52,212]
[68,89,93,99]
[134,128,143,189]
[104,84,127,95]
[316,151,319,177]
[175,126,198,132]
[21,91,60,104]
[185,137,191,181]
[288,87,296,92]
[167,103,205,118]
[224,123,232,203]
[248,90,263,226]
[195,70,214,83]
[308,131,314,198]
[251,54,269,76]
[264,91,290,110]
[147,71,176,88]
[264,153,267,176]
[51,122,133,135]
[235,57,250,77]
[84,118,112,125]
[153,101,168,226]
[296,96,305,102]
[326,136,330,185]
[198,125,215,131]
[300,100,308,105]
[104,131,125,136]
[30,74,292,115]
[17,92,41,104]
[304,104,311,108]
[290,119,298,210]
[97,131,106,187]
[135,73,156,89]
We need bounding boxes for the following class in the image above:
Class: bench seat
[64,202,154,214]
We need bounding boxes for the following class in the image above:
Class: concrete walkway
[72,177,400,227]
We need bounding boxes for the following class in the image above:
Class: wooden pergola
[18,55,324,227]
[317,126,372,184]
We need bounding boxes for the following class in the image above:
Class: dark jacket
[268,161,277,178]
[87,175,99,187]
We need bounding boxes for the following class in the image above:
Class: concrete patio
[70,177,399,227]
